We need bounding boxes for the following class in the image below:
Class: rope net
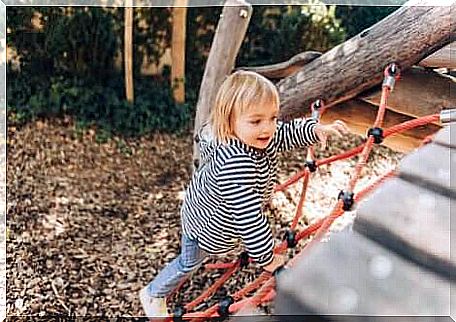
[162,64,441,321]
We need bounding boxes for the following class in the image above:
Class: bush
[7,70,191,136]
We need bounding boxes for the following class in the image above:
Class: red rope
[173,68,442,319]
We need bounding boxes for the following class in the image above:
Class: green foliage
[335,5,400,38]
[7,70,192,137]
[238,6,345,67]
[9,4,389,136]
[185,5,345,93]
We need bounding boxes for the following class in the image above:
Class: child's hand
[315,120,349,149]
[263,254,286,273]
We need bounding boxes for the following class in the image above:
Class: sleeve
[274,118,320,152]
[218,153,274,266]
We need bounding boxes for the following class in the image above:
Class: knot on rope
[239,251,249,268]
[305,160,317,173]
[283,230,298,248]
[217,296,234,318]
[367,127,384,144]
[338,190,355,211]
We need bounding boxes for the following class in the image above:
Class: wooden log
[359,67,456,123]
[192,0,252,167]
[320,99,441,153]
[124,4,134,103]
[275,230,452,317]
[171,0,187,103]
[237,42,456,80]
[278,0,456,121]
[236,51,322,79]
[419,41,456,69]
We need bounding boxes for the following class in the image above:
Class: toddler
[139,70,348,317]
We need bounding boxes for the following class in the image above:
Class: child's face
[232,102,279,150]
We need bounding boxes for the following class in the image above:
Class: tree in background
[7,4,400,137]
[335,5,399,38]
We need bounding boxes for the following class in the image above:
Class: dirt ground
[6,117,403,318]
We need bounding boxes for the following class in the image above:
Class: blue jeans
[146,235,208,297]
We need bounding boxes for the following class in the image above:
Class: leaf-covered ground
[6,117,403,318]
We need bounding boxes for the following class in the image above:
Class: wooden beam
[320,100,441,153]
[418,41,456,69]
[192,0,252,167]
[278,0,456,121]
[124,4,134,103]
[359,67,456,124]
[171,0,188,104]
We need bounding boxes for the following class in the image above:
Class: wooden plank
[275,230,452,317]
[433,123,456,149]
[398,141,455,195]
[354,178,454,280]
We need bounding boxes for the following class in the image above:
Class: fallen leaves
[7,116,402,317]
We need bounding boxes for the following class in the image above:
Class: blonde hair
[210,70,280,143]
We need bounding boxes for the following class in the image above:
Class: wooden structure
[192,0,252,168]
[124,3,134,103]
[171,0,188,103]
[275,123,455,320]
[197,0,455,319]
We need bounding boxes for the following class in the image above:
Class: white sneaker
[139,286,168,318]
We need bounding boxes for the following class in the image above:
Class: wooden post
[171,0,188,104]
[124,2,134,103]
[192,0,252,168]
[277,0,456,120]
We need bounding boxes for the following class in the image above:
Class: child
[139,70,349,317]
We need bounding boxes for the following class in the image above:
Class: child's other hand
[263,254,286,273]
[315,120,349,149]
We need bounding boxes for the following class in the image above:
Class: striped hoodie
[181,118,319,266]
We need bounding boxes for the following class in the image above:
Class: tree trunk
[124,4,134,103]
[171,0,187,104]
[278,0,456,121]
[192,0,252,168]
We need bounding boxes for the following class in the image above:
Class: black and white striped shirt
[181,118,319,266]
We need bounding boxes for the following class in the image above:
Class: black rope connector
[386,63,399,77]
[305,160,317,173]
[173,306,186,321]
[383,63,400,90]
[311,99,324,119]
[239,251,249,268]
[217,296,234,318]
[273,265,287,278]
[311,99,323,111]
[367,127,384,144]
[283,230,297,248]
[338,190,355,211]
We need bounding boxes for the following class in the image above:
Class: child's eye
[250,120,261,125]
